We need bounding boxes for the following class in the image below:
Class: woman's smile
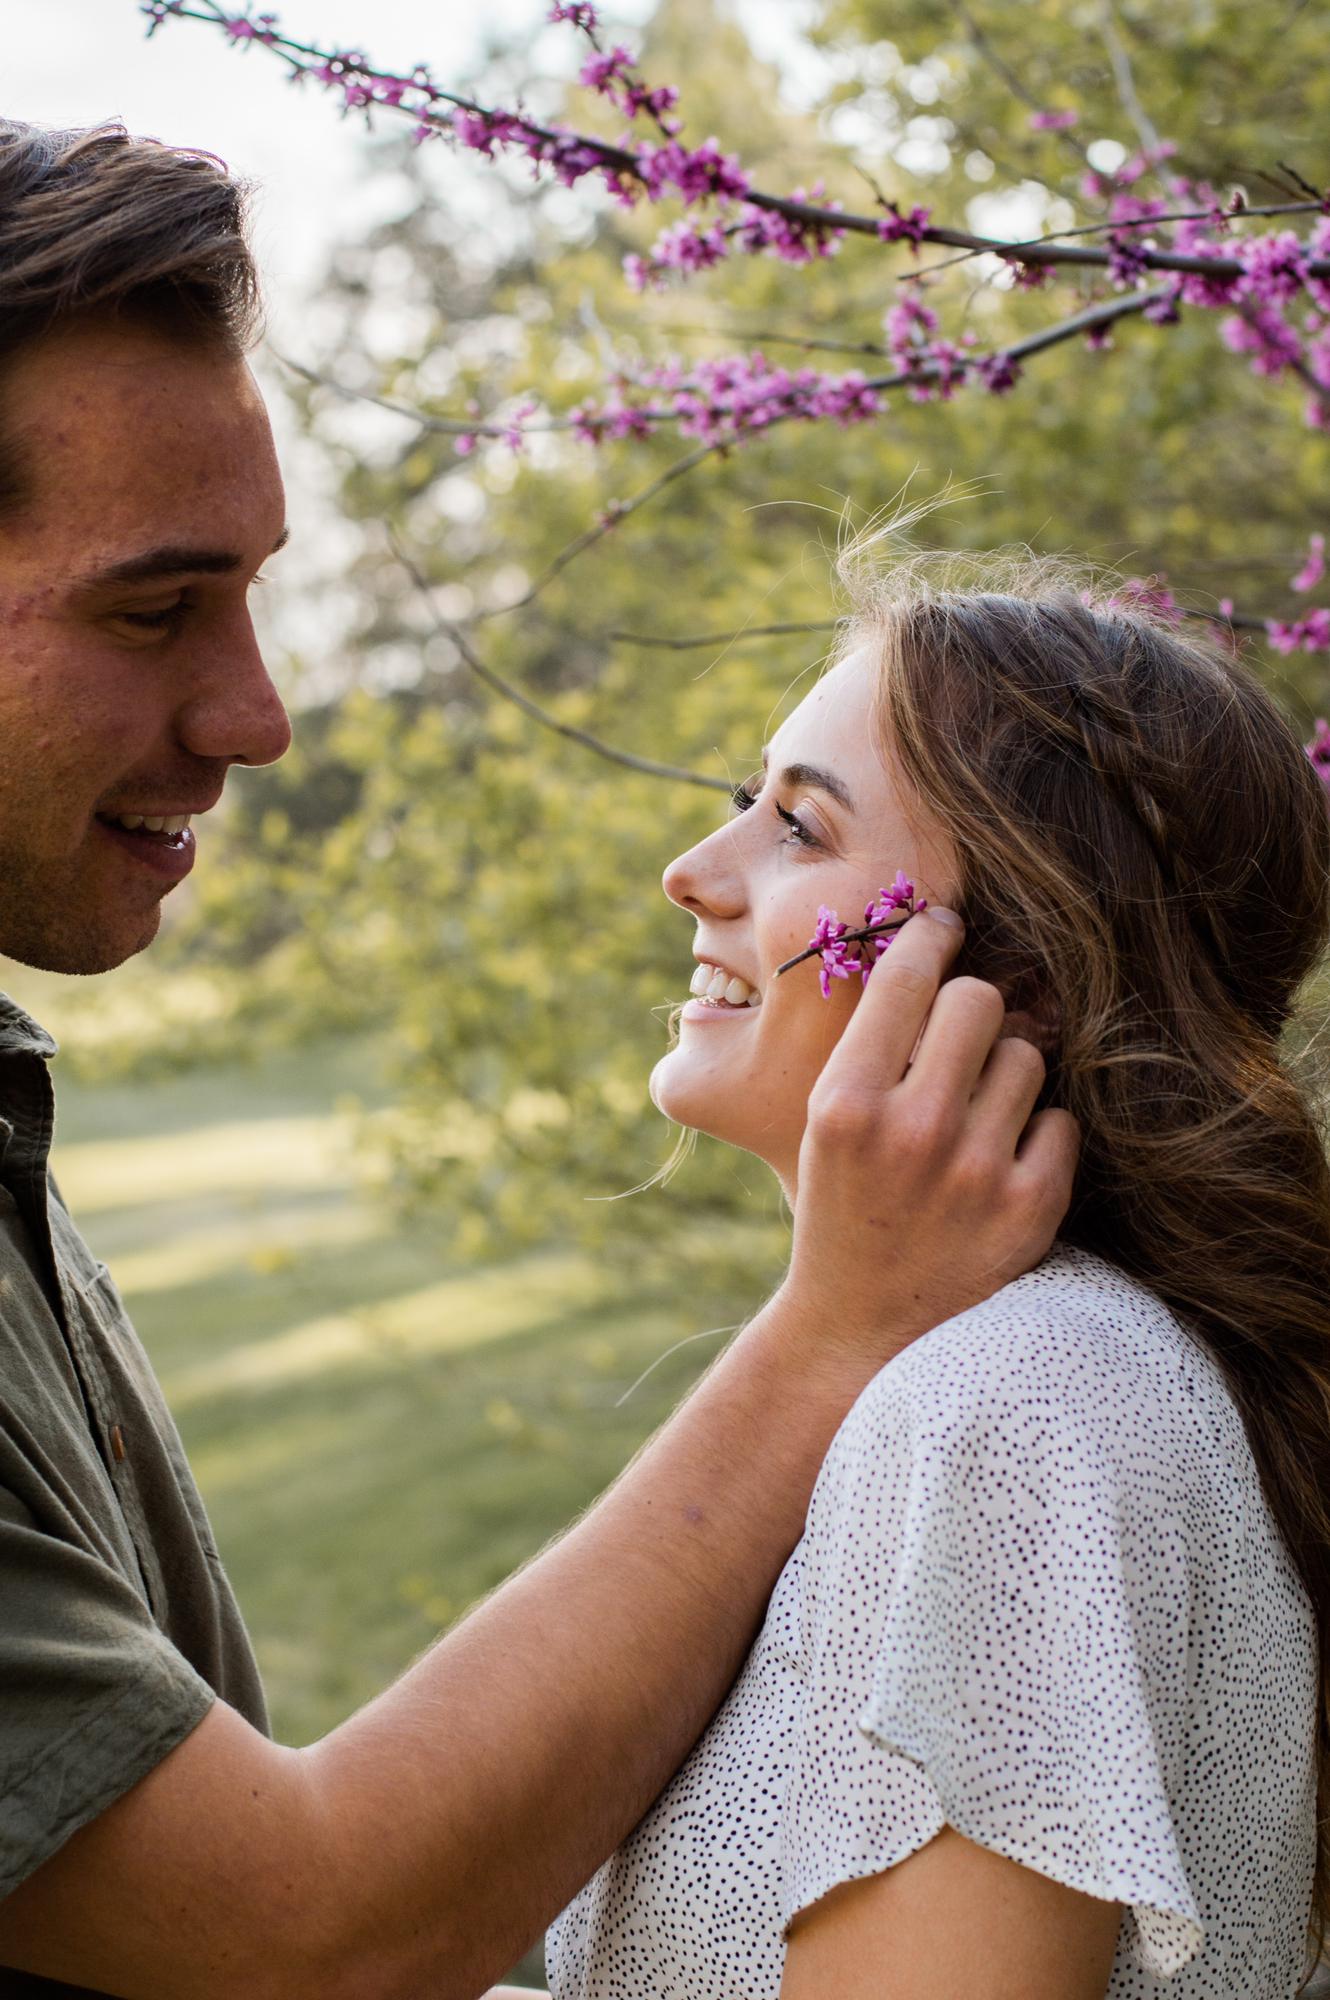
[652,646,960,1192]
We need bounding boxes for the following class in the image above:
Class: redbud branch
[471,444,718,622]
[953,2,1090,165]
[157,7,1330,284]
[909,200,1322,283]
[1098,1,1165,166]
[611,620,838,649]
[391,532,731,789]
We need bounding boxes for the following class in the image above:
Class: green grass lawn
[44,1032,775,1986]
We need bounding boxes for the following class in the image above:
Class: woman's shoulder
[830,1238,1243,1496]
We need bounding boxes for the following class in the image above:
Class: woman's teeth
[689,962,762,1007]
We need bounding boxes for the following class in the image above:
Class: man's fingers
[812,908,966,1100]
[968,1032,1048,1140]
[1014,1104,1081,1193]
[905,976,1009,1103]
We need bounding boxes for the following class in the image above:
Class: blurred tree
[90,0,1329,1280]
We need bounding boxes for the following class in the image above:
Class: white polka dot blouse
[547,1241,1319,1998]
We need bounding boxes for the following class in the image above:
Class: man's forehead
[3,322,283,557]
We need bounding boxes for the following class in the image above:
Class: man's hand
[782,904,1078,1366]
[0,910,1078,2000]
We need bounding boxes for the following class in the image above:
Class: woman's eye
[774,800,818,848]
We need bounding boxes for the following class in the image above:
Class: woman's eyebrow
[760,746,856,813]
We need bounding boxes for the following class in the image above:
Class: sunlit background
[9,3,1329,1981]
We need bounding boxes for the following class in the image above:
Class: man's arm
[0,911,1078,2000]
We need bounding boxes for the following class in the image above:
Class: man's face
[0,317,291,973]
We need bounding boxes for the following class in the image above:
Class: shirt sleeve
[0,1477,216,1900]
[776,1314,1206,1982]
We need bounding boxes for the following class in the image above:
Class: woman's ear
[997,971,1061,1056]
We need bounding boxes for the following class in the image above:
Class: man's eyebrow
[77,523,291,590]
[760,744,856,813]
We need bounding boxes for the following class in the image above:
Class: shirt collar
[0,992,59,1062]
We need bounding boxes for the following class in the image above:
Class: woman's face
[653,646,961,1194]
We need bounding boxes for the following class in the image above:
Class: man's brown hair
[0,119,261,515]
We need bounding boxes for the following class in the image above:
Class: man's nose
[176,613,292,769]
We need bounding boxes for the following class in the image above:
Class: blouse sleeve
[776,1307,1206,1981]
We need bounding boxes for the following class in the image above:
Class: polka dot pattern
[547,1242,1319,1998]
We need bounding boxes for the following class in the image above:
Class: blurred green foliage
[53,0,1330,1274]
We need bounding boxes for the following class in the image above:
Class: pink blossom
[623,82,680,123]
[1291,533,1326,594]
[1305,218,1330,315]
[1109,194,1168,226]
[634,136,749,204]
[974,351,1021,394]
[221,12,279,45]
[1237,231,1309,306]
[877,202,932,248]
[735,201,844,265]
[1220,304,1303,377]
[653,220,730,274]
[1266,609,1330,653]
[579,45,635,94]
[1028,108,1078,132]
[1107,230,1153,288]
[1110,576,1183,624]
[548,2,598,26]
[885,295,938,364]
[809,908,861,998]
[1143,283,1182,326]
[1305,718,1330,781]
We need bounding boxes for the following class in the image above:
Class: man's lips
[94,814,198,884]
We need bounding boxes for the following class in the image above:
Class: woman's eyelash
[775,801,818,847]
[729,780,818,848]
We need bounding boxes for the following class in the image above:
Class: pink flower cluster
[1028,108,1079,133]
[1306,719,1330,791]
[798,875,927,998]
[149,4,1330,451]
[569,351,884,447]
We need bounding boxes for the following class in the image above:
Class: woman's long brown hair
[842,548,1330,1984]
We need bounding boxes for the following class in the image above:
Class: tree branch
[611,620,838,649]
[1098,2,1164,163]
[156,6,1330,283]
[472,444,719,620]
[390,533,732,790]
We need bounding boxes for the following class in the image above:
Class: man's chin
[0,904,162,977]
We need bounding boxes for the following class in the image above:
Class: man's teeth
[111,813,191,835]
[689,962,762,1007]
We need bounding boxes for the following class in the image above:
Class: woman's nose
[662,825,746,917]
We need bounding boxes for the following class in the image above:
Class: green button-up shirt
[0,994,267,1995]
